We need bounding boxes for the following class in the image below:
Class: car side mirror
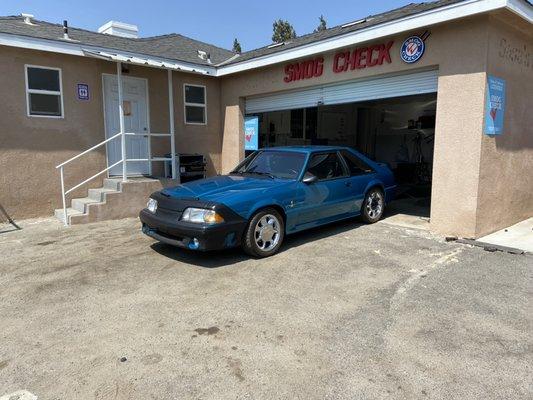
[302,172,318,184]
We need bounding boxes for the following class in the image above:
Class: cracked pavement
[0,217,531,399]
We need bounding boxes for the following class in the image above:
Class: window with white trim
[184,84,206,124]
[25,65,63,117]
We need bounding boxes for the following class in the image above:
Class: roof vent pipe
[63,20,69,40]
[21,13,35,25]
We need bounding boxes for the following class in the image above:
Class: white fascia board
[0,32,217,75]
[506,0,533,23]
[216,0,515,76]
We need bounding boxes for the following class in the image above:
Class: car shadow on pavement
[150,242,249,268]
[150,217,363,268]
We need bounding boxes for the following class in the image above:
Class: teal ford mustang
[140,146,396,257]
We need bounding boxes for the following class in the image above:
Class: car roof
[260,146,351,154]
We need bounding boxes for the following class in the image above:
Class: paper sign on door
[123,101,132,116]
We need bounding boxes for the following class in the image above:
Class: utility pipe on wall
[117,62,127,182]
[168,69,177,180]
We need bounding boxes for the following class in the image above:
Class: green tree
[272,19,297,43]
[314,15,327,32]
[232,38,242,53]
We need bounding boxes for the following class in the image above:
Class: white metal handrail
[65,160,123,195]
[56,62,177,226]
[55,132,122,169]
[56,131,175,226]
[56,132,125,226]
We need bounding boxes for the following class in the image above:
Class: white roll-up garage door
[245,69,438,114]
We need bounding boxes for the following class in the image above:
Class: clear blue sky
[1,0,416,51]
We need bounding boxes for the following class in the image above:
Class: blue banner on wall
[484,76,506,135]
[244,116,259,150]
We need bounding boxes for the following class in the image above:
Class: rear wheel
[242,208,284,258]
[361,188,385,223]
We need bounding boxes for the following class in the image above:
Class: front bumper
[139,193,247,251]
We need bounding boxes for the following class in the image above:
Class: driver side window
[306,152,346,180]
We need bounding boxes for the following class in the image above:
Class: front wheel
[242,208,284,258]
[361,188,385,223]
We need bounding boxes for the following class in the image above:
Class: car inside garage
[245,70,438,220]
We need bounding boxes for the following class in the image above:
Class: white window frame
[25,64,64,119]
[183,83,207,125]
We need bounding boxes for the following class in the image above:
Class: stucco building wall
[219,16,491,237]
[1,10,530,237]
[0,46,221,220]
[475,13,533,236]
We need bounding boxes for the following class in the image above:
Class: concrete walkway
[478,217,533,253]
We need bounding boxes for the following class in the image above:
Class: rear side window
[306,152,346,180]
[341,150,374,176]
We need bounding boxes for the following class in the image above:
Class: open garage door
[245,69,438,114]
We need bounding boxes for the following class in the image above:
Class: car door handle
[345,181,352,187]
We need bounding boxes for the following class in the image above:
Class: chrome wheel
[365,191,384,219]
[254,214,281,252]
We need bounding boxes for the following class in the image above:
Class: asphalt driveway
[0,216,531,399]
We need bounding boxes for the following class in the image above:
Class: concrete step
[71,197,103,213]
[54,207,84,224]
[104,178,122,191]
[54,177,174,225]
[88,187,120,202]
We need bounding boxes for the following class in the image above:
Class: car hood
[162,175,289,204]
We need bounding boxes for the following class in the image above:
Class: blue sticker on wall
[244,116,259,151]
[484,76,506,135]
[77,83,89,100]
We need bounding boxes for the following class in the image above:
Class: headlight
[147,198,158,213]
[181,208,224,224]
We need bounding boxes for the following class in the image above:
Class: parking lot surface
[0,217,531,399]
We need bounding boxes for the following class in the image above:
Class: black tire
[361,187,385,224]
[242,208,285,258]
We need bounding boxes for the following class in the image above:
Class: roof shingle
[1,0,518,68]
[0,16,235,65]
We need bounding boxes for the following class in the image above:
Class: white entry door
[103,74,149,176]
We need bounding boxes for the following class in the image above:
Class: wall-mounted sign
[244,116,259,150]
[484,75,506,135]
[284,57,324,83]
[283,40,394,83]
[400,31,430,64]
[333,41,394,73]
[77,83,89,100]
[123,100,132,116]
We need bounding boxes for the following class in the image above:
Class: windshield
[231,151,306,180]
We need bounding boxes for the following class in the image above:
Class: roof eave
[215,0,532,76]
[0,31,217,75]
[0,0,530,77]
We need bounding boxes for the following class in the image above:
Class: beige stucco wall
[0,46,107,220]
[219,16,494,237]
[475,12,533,236]
[0,46,221,220]
[2,11,530,236]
